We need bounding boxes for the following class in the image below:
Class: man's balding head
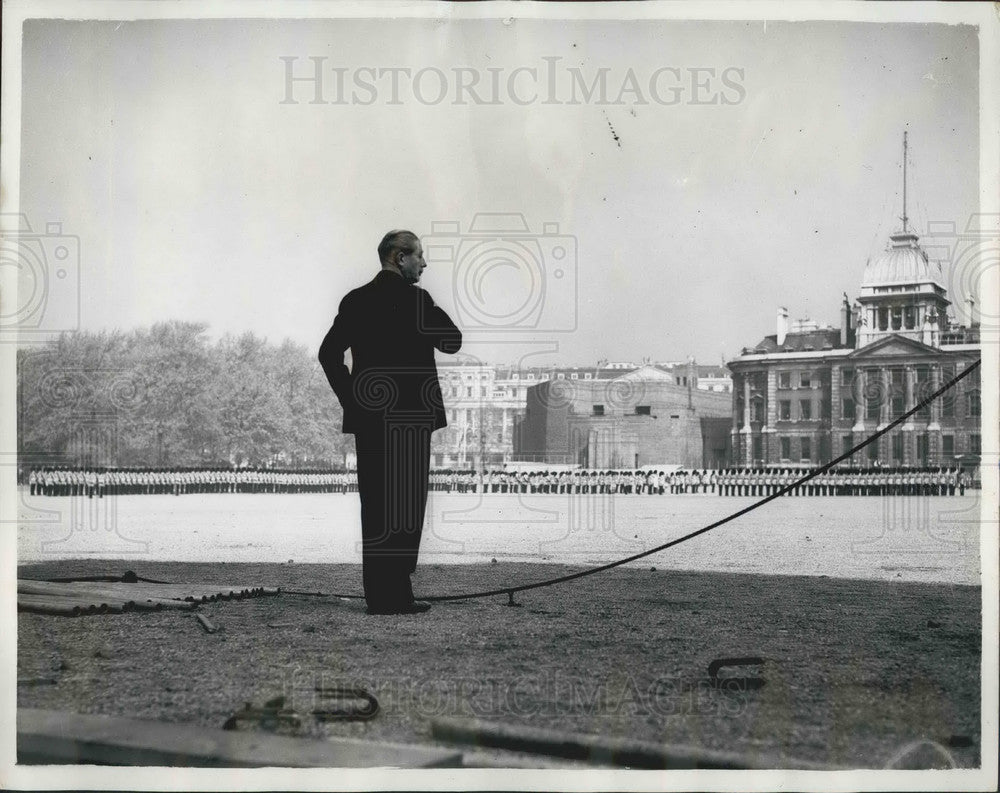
[378,230,420,268]
[378,229,426,284]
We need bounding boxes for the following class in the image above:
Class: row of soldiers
[26,467,359,497]
[713,466,968,497]
[429,467,969,497]
[26,465,970,498]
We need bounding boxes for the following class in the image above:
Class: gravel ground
[17,560,982,769]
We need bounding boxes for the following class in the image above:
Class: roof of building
[615,365,675,382]
[438,360,728,379]
[696,366,731,378]
[861,230,946,289]
[747,328,845,355]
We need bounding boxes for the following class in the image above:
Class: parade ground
[16,491,983,585]
[16,492,983,768]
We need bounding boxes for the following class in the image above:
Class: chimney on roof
[687,356,695,409]
[776,306,789,346]
[966,293,978,328]
[840,293,851,346]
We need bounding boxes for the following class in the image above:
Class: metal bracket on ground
[313,686,379,721]
[707,656,765,691]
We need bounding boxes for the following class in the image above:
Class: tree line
[17,322,350,468]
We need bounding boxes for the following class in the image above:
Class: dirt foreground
[17,560,982,769]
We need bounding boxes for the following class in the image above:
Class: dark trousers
[354,422,433,610]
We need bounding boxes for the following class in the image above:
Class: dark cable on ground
[47,360,981,604]
[418,359,980,603]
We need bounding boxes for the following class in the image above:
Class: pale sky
[19,17,979,367]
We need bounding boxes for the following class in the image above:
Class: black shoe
[366,600,431,615]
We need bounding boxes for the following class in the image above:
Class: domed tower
[855,132,950,349]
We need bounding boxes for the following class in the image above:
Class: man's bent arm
[318,300,355,411]
[420,290,463,354]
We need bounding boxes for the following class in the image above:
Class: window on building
[868,442,879,462]
[557,373,565,380]
[571,373,578,380]
[512,374,519,380]
[779,400,791,420]
[842,368,854,387]
[635,405,651,416]
[800,372,811,388]
[799,399,812,421]
[779,372,791,389]
[800,437,811,461]
[942,434,954,457]
[890,369,903,388]
[780,436,791,459]
[753,436,763,463]
[820,398,830,420]
[592,404,605,416]
[481,387,487,397]
[842,434,853,458]
[967,391,981,417]
[842,397,855,420]
[527,374,535,380]
[584,373,593,380]
[891,306,902,330]
[916,396,931,419]
[466,387,473,398]
[819,436,830,463]
[917,433,929,462]
[867,396,880,421]
[942,392,955,418]
[971,433,982,454]
[891,396,905,418]
[891,434,903,461]
[878,307,888,331]
[904,305,915,329]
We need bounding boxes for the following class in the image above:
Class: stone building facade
[516,365,732,468]
[728,227,981,469]
[433,359,728,468]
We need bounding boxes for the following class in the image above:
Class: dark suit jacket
[319,270,462,434]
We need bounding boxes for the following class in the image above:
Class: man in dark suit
[319,230,462,614]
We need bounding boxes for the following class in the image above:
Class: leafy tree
[17,323,347,467]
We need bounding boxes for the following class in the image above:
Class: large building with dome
[727,188,981,470]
